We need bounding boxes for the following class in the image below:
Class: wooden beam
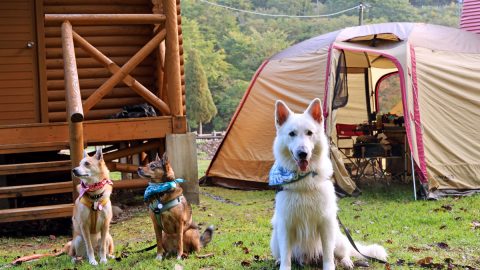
[82,30,166,113]
[0,181,72,199]
[45,14,166,25]
[61,21,84,123]
[103,140,162,162]
[107,162,139,173]
[0,116,180,147]
[162,0,183,116]
[69,121,84,199]
[35,0,49,123]
[72,31,171,115]
[113,178,148,189]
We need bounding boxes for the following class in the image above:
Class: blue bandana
[143,179,185,202]
[268,162,317,186]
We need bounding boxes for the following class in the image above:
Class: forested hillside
[182,0,462,131]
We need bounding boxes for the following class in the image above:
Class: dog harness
[268,161,317,186]
[144,179,185,229]
[79,179,113,234]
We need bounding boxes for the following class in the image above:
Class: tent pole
[410,151,417,200]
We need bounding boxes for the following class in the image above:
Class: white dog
[269,98,387,270]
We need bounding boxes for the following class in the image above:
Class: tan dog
[69,148,114,265]
[138,153,213,260]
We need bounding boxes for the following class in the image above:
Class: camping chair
[335,124,364,175]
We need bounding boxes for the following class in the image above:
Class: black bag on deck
[110,103,157,119]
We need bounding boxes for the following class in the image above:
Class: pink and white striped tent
[207,23,480,197]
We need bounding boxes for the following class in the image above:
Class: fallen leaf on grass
[241,260,251,267]
[441,204,453,211]
[408,246,422,252]
[384,263,391,270]
[386,239,393,244]
[416,257,433,265]
[233,241,243,247]
[196,253,214,259]
[242,246,250,254]
[439,225,447,230]
[436,242,449,249]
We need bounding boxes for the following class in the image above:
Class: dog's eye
[288,131,296,137]
[306,130,313,136]
[149,164,156,169]
[84,161,90,167]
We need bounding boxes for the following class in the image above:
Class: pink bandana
[79,178,113,198]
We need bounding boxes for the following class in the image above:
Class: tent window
[376,72,403,116]
[332,51,348,110]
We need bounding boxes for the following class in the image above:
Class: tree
[185,49,217,134]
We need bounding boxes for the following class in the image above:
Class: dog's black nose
[297,151,308,160]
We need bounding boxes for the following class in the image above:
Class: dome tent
[206,23,480,198]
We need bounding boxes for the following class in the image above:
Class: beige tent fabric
[209,51,329,183]
[414,47,480,190]
[331,145,357,194]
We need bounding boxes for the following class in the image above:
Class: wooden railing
[46,0,184,198]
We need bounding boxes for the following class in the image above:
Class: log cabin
[0,0,193,223]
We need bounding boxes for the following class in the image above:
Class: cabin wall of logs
[40,0,185,123]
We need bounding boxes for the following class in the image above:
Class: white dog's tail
[352,243,388,262]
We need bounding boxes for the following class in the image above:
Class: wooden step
[0,203,73,223]
[0,181,73,199]
[0,160,71,176]
[0,141,69,155]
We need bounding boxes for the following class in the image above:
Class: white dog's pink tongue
[297,160,309,172]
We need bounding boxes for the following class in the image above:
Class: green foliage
[181,0,461,131]
[185,49,217,129]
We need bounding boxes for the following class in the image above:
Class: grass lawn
[1,181,479,269]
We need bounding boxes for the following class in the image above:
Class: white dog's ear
[275,100,291,127]
[305,98,323,124]
[94,147,103,161]
[83,149,88,158]
[155,153,160,161]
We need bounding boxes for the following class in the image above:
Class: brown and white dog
[137,153,213,260]
[69,148,114,265]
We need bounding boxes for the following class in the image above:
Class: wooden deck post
[62,21,84,198]
[69,122,84,199]
[61,21,83,123]
[166,133,199,204]
[162,0,183,116]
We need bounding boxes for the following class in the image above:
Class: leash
[337,216,388,265]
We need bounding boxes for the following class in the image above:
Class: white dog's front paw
[100,257,108,264]
[108,254,115,259]
[340,257,354,269]
[89,258,98,265]
[155,254,163,260]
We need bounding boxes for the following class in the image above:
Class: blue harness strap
[268,161,317,186]
[144,179,185,229]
